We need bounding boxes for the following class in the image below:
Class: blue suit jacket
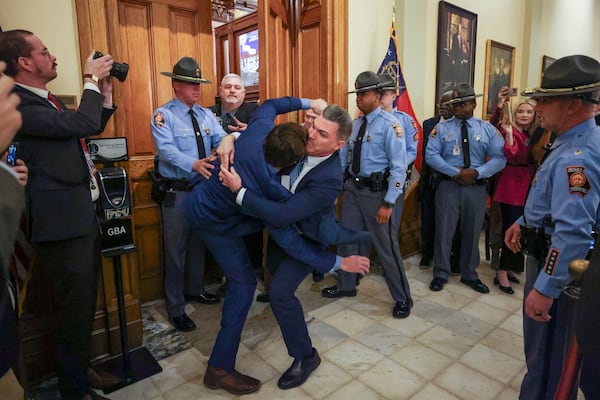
[185,97,338,269]
[241,152,370,248]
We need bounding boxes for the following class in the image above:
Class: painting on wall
[435,1,477,108]
[482,40,515,119]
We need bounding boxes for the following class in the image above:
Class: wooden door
[258,0,347,117]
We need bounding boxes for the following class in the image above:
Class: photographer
[0,30,117,400]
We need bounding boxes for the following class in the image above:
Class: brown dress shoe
[203,366,260,395]
[87,367,121,390]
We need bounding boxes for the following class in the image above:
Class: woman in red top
[490,86,539,294]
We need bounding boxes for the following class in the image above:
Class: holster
[520,225,551,264]
[148,169,170,204]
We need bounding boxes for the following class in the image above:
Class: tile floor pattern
[99,242,585,400]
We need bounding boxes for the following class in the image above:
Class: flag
[377,22,424,173]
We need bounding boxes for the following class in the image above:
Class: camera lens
[92,51,128,82]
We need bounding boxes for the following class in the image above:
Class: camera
[93,51,129,82]
[509,87,519,96]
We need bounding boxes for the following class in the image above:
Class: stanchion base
[97,347,163,394]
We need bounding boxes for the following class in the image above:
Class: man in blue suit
[220,104,370,389]
[185,97,370,395]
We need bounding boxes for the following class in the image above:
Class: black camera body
[93,51,129,82]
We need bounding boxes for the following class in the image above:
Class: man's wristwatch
[83,73,99,83]
[382,200,394,209]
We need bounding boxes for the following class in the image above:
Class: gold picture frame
[482,40,515,120]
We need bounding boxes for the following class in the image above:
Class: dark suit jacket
[241,152,370,248]
[0,166,24,375]
[210,102,259,133]
[14,86,115,242]
[186,97,337,269]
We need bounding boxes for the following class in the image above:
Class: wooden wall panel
[118,1,155,156]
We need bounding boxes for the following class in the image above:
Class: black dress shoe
[429,277,446,292]
[256,291,269,303]
[493,275,515,295]
[460,278,490,294]
[278,348,321,389]
[185,292,220,305]
[393,300,413,319]
[169,313,196,332]
[507,273,521,284]
[312,270,325,282]
[321,285,357,298]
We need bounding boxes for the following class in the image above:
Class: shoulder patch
[430,128,437,138]
[567,166,590,196]
[393,124,404,137]
[153,111,166,128]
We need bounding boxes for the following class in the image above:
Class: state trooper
[425,83,506,294]
[504,55,600,400]
[321,71,412,319]
[151,57,225,331]
[379,73,419,166]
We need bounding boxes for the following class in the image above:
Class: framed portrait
[435,1,477,108]
[482,40,515,119]
[541,55,556,81]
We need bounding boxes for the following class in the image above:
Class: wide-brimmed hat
[378,73,405,92]
[522,55,600,97]
[160,57,211,84]
[348,71,381,94]
[446,83,483,105]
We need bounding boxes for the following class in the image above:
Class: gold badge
[393,124,404,137]
[153,112,166,127]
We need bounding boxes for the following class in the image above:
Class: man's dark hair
[322,104,352,141]
[263,122,307,168]
[0,29,34,77]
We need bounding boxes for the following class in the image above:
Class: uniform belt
[440,174,489,185]
[168,179,192,191]
[351,175,373,185]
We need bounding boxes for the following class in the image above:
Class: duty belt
[520,225,551,262]
[168,179,193,191]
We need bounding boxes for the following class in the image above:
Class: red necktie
[47,92,63,111]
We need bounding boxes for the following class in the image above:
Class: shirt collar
[364,107,382,124]
[306,153,333,168]
[16,82,49,99]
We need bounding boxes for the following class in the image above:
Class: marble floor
[98,242,583,400]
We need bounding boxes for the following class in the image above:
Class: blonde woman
[490,87,539,294]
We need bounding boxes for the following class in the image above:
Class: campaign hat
[522,54,600,97]
[161,57,211,84]
[446,83,483,105]
[379,73,405,92]
[348,71,381,94]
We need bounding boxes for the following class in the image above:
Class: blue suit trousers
[196,231,257,371]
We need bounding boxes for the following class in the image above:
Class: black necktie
[351,117,367,175]
[221,113,233,133]
[189,109,206,159]
[461,119,471,168]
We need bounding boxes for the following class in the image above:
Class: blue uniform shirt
[517,119,600,298]
[151,98,227,181]
[425,116,506,178]
[389,109,419,165]
[340,107,407,203]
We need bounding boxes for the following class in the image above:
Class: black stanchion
[97,247,162,394]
